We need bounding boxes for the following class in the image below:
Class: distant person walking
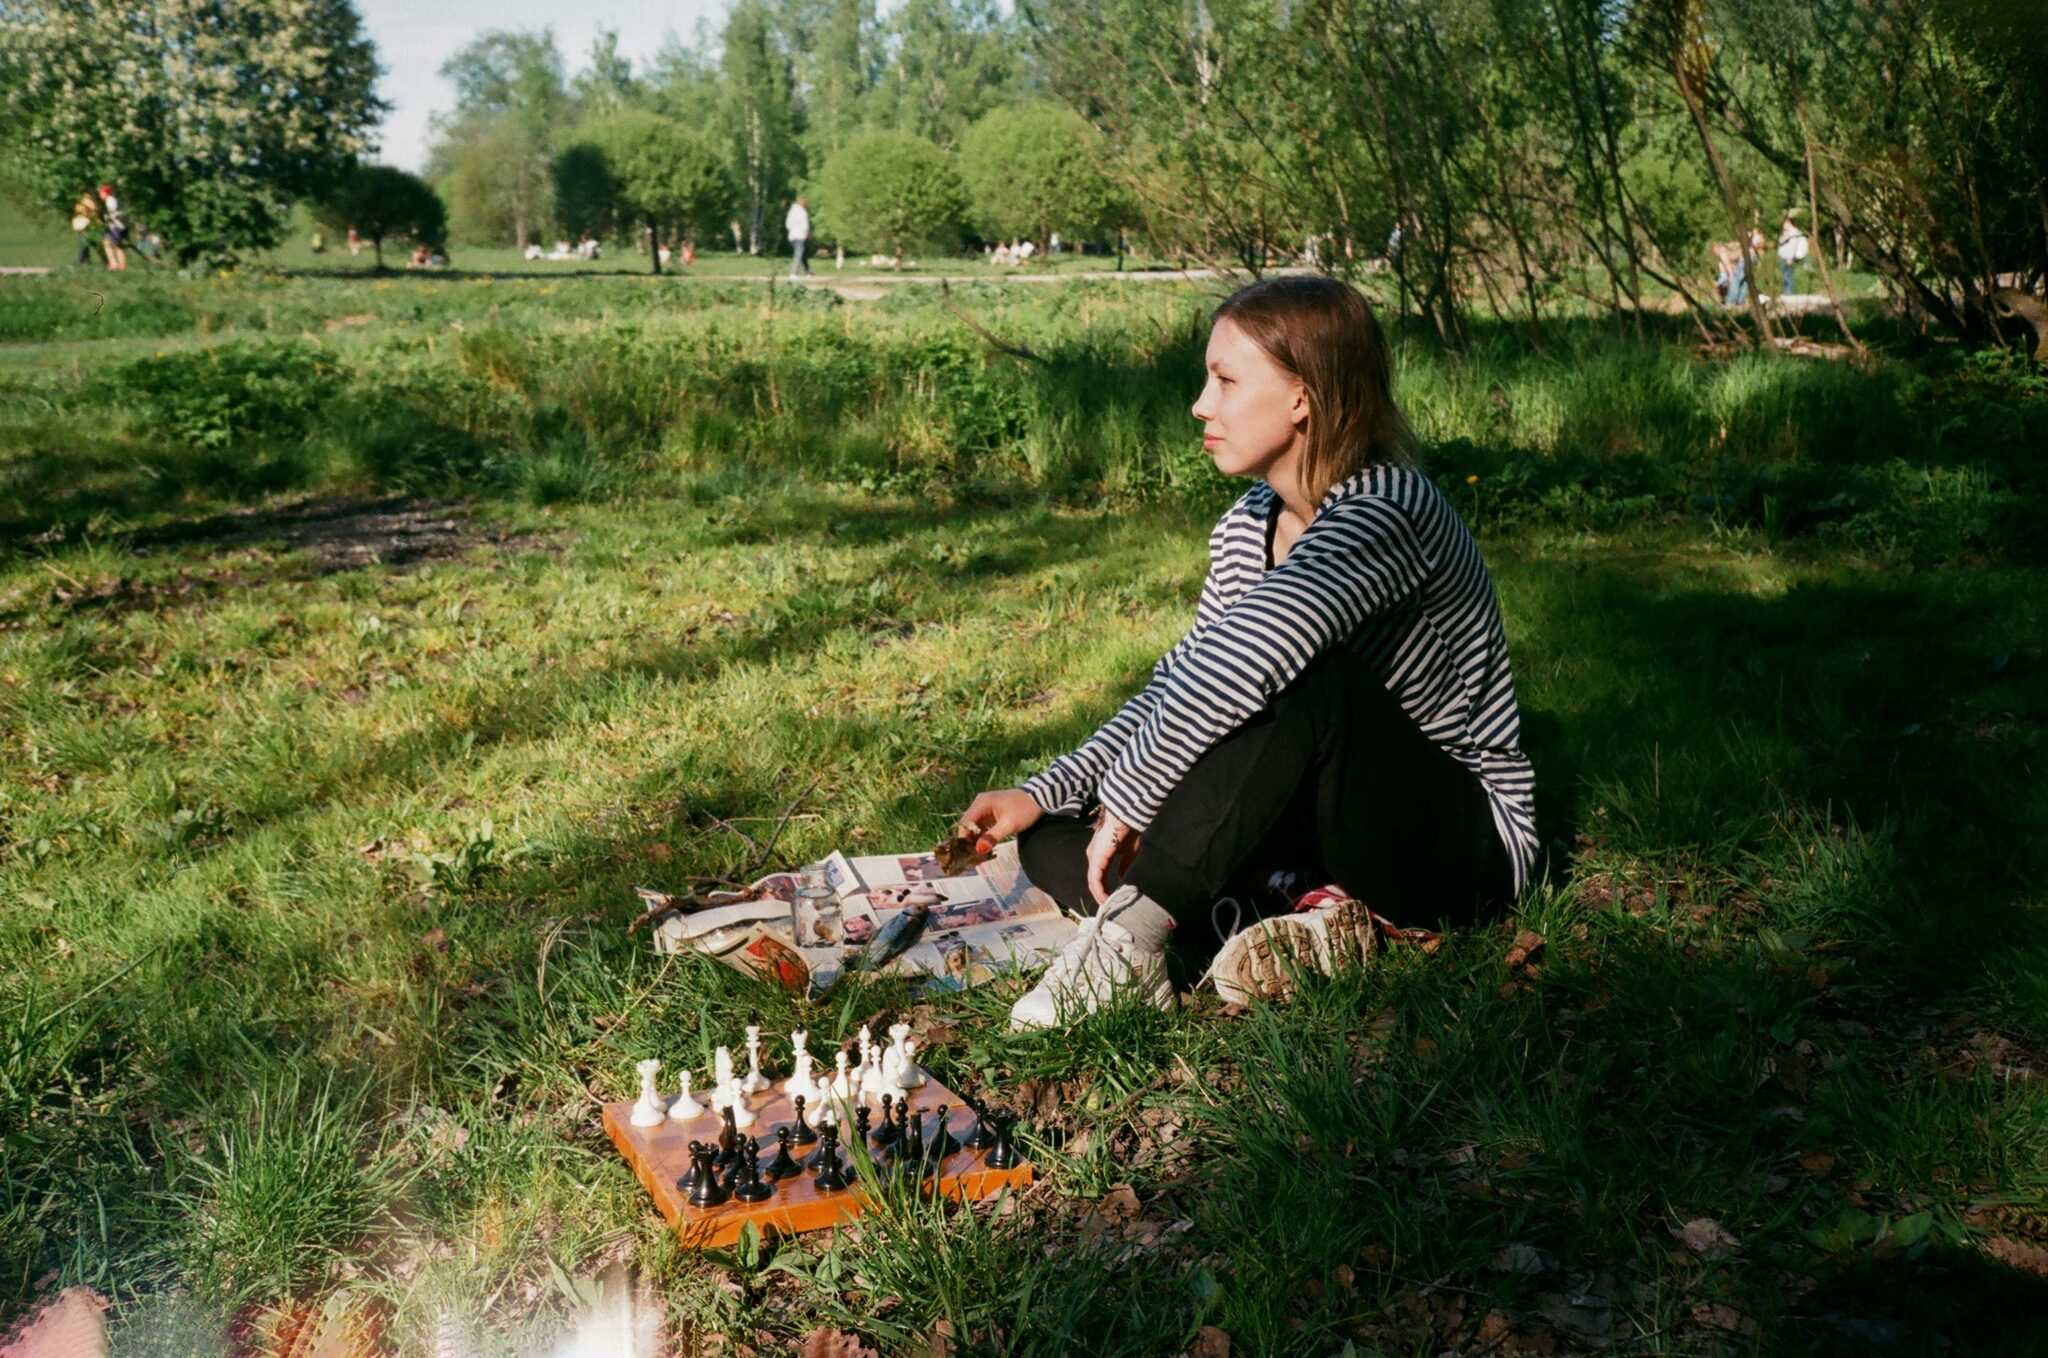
[1777,211,1808,297]
[1711,240,1740,302]
[98,184,128,271]
[70,189,101,267]
[785,197,812,278]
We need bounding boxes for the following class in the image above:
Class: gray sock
[1101,885,1174,954]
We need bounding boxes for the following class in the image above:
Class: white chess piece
[668,1069,703,1122]
[897,1037,927,1090]
[630,1059,666,1127]
[830,1050,853,1117]
[787,1039,816,1103]
[740,1024,770,1094]
[709,1046,735,1110]
[730,1079,757,1129]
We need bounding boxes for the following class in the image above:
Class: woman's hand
[955,788,1044,853]
[1085,809,1141,906]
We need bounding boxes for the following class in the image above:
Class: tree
[959,103,1123,247]
[719,1,802,254]
[815,130,966,264]
[0,0,383,266]
[313,165,446,268]
[428,30,567,249]
[873,0,1028,149]
[557,111,732,273]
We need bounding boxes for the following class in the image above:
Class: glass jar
[791,864,842,948]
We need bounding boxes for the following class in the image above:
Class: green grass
[2,267,2046,1354]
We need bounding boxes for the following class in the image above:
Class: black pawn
[984,1111,1022,1170]
[676,1140,708,1195]
[763,1126,802,1181]
[716,1103,741,1167]
[855,1105,873,1148]
[733,1137,774,1203]
[789,1095,818,1147]
[874,1094,900,1148]
[966,1103,998,1151]
[813,1124,850,1192]
[686,1143,730,1208]
[927,1103,963,1160]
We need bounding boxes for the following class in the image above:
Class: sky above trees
[355,0,726,170]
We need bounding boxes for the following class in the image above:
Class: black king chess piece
[686,1142,730,1208]
[983,1110,1022,1170]
[812,1123,851,1192]
[763,1126,802,1181]
[789,1094,818,1147]
[733,1136,775,1203]
[900,1104,930,1179]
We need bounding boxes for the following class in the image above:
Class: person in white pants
[786,198,812,278]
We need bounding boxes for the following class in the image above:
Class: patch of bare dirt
[132,495,559,573]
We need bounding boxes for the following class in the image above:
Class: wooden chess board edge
[603,1101,1034,1249]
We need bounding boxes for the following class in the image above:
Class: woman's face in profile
[1192,318,1308,482]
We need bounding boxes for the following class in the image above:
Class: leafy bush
[112,342,340,449]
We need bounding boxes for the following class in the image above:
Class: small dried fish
[934,833,993,876]
[850,900,931,973]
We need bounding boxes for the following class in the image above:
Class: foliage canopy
[815,131,968,261]
[0,0,383,266]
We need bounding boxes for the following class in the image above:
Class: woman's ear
[1291,382,1311,431]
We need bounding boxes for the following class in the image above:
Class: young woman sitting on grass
[955,275,1539,1030]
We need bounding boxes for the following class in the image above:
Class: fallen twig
[939,279,1043,363]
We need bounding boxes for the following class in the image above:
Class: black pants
[1018,650,1514,967]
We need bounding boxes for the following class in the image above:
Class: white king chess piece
[709,1047,735,1111]
[667,1068,703,1122]
[740,1023,770,1095]
[786,1029,816,1103]
[630,1059,666,1127]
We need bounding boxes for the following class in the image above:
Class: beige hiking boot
[1205,896,1377,1006]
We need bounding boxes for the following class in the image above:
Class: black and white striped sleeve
[1093,496,1428,832]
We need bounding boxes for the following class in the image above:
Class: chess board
[603,1076,1034,1248]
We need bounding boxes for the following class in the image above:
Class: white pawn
[630,1059,666,1127]
[730,1078,757,1130]
[740,1024,770,1095]
[897,1037,927,1091]
[667,1069,703,1122]
[830,1050,853,1114]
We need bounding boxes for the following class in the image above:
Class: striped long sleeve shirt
[1021,464,1539,896]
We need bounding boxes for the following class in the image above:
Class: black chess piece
[733,1137,775,1203]
[984,1111,1022,1170]
[763,1126,802,1181]
[813,1124,850,1192]
[789,1094,818,1146]
[686,1142,730,1208]
[716,1103,741,1167]
[677,1140,708,1195]
[926,1103,963,1160]
[965,1101,998,1151]
[900,1105,929,1177]
[874,1093,900,1147]
[854,1105,873,1148]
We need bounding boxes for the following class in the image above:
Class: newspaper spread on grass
[637,840,1075,994]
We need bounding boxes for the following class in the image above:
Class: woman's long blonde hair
[1211,276,1416,504]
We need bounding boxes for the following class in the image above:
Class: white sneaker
[1205,896,1376,1006]
[1009,896,1173,1031]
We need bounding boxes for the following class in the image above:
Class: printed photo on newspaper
[635,840,1076,994]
